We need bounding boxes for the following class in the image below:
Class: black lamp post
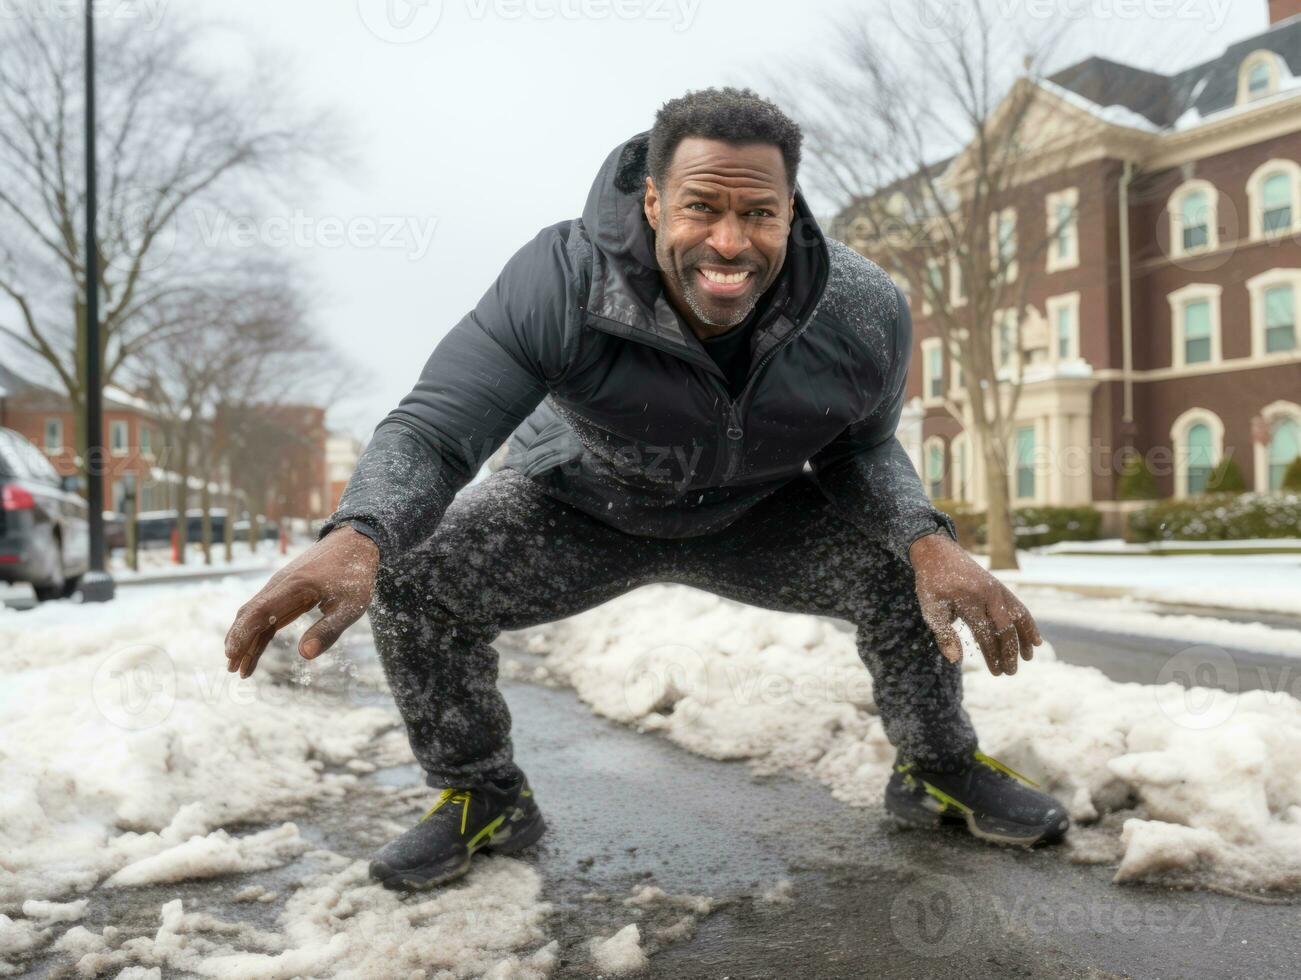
[81,1,114,602]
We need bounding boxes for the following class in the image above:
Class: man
[226,88,1069,891]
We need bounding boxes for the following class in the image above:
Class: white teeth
[701,269,750,285]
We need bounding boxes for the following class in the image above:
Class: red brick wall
[0,399,160,510]
[1271,0,1301,25]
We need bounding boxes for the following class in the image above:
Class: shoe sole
[887,794,1069,848]
[370,809,547,891]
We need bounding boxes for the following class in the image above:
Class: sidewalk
[988,548,1301,620]
[109,542,296,587]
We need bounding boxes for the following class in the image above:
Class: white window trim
[1246,268,1301,360]
[1010,421,1044,505]
[949,255,967,308]
[1170,407,1225,499]
[1167,283,1223,369]
[990,207,1018,282]
[44,417,63,453]
[1045,292,1081,364]
[922,435,946,499]
[921,336,944,405]
[1045,187,1080,273]
[1246,160,1301,241]
[1253,400,1301,492]
[110,420,130,457]
[1168,180,1220,258]
[950,431,972,503]
[1238,50,1282,105]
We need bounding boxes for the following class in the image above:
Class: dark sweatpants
[368,467,979,790]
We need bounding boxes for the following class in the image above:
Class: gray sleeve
[808,282,957,565]
[318,227,574,559]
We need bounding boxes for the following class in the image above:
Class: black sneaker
[885,751,1070,847]
[369,774,546,890]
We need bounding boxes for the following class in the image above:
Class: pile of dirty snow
[58,855,555,979]
[511,585,1301,894]
[0,584,555,977]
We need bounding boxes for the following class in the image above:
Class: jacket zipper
[582,305,817,488]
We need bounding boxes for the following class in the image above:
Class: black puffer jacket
[321,132,955,563]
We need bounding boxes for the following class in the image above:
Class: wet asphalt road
[1035,607,1301,698]
[494,667,1299,980]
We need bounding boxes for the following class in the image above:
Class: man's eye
[685,202,712,212]
[746,210,775,218]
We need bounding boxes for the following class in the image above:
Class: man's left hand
[908,531,1042,676]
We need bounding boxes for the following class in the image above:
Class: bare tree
[133,257,328,563]
[779,4,1090,569]
[0,8,337,464]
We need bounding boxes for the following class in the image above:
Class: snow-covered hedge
[932,500,1102,549]
[1129,492,1301,542]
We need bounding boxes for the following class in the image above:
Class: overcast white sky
[183,0,1269,438]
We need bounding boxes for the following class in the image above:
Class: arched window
[1171,408,1224,498]
[1263,174,1292,230]
[1269,418,1299,490]
[1238,51,1281,104]
[1248,61,1271,96]
[1246,269,1301,357]
[1168,181,1219,257]
[1181,191,1210,251]
[1186,424,1213,494]
[1247,161,1301,240]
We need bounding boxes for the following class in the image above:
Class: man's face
[644,137,794,336]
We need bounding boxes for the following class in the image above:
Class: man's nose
[706,212,750,261]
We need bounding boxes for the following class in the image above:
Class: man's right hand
[224,525,380,679]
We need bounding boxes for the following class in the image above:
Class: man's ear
[644,174,661,231]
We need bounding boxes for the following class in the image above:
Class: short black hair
[647,87,802,194]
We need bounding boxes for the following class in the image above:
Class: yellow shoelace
[974,751,1039,788]
[423,788,473,834]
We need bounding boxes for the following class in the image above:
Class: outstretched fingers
[298,592,369,660]
[224,586,319,679]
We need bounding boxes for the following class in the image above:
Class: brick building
[212,402,332,525]
[0,364,167,512]
[838,4,1301,531]
[326,432,364,513]
[1,364,334,524]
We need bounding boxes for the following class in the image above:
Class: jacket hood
[580,130,830,341]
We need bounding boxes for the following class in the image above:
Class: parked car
[0,427,90,601]
[233,518,281,543]
[128,509,280,549]
[104,512,126,551]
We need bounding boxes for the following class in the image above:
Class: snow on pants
[368,467,979,790]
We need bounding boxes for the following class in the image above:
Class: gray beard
[680,274,756,329]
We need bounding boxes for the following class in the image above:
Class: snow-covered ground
[4,570,1301,975]
[991,549,1301,617]
[0,584,558,978]
[508,585,1301,896]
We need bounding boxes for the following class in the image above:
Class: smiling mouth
[696,267,754,298]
